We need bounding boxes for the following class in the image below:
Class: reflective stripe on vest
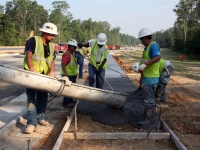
[90,40,109,69]
[61,51,78,76]
[23,36,54,75]
[141,41,160,78]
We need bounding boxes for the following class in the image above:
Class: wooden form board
[52,101,187,150]
[64,132,170,140]
[52,101,79,150]
[161,119,187,150]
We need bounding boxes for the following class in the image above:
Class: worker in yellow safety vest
[135,28,161,126]
[23,22,59,134]
[61,39,78,107]
[78,33,110,89]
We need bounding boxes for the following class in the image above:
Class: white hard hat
[132,62,140,73]
[67,39,77,47]
[138,28,153,39]
[39,22,59,35]
[97,33,107,45]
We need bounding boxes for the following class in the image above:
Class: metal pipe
[0,64,127,108]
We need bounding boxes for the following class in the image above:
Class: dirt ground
[60,50,200,150]
[113,50,200,150]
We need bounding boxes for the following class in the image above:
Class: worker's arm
[98,59,107,69]
[144,55,161,66]
[139,43,161,71]
[26,51,36,72]
[49,60,55,77]
[78,42,89,48]
[61,64,68,76]
[61,53,70,76]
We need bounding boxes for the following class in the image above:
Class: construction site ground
[0,48,199,149]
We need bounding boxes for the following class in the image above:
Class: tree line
[0,0,139,46]
[153,0,200,59]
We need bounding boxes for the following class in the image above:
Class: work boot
[38,120,50,126]
[24,124,36,134]
[138,105,155,126]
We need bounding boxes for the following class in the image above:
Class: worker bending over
[155,59,174,107]
[61,39,78,107]
[23,22,58,134]
[78,33,110,89]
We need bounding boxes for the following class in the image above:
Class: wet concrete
[77,53,160,130]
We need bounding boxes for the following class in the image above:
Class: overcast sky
[0,0,179,38]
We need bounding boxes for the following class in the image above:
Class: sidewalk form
[0,53,136,138]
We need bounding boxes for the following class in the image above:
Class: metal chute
[0,64,127,108]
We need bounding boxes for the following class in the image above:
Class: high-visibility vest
[141,41,160,78]
[23,36,54,75]
[90,40,109,69]
[76,47,91,57]
[61,51,78,76]
[159,59,166,75]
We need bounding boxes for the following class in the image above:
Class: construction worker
[136,28,161,126]
[61,39,78,107]
[74,47,91,78]
[78,33,110,89]
[155,59,174,107]
[23,22,59,134]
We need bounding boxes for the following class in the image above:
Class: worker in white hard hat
[155,59,174,107]
[23,22,59,134]
[61,39,78,107]
[78,33,110,89]
[132,59,174,108]
[136,28,161,126]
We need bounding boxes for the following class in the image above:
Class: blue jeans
[88,64,105,89]
[26,88,48,126]
[74,51,84,78]
[63,75,77,105]
[143,84,157,106]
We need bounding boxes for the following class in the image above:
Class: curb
[0,53,22,57]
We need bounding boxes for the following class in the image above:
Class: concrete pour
[77,54,161,130]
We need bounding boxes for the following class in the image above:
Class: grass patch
[115,49,200,81]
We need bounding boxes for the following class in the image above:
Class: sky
[0,0,179,38]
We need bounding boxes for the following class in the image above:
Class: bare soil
[113,50,200,150]
[51,50,200,149]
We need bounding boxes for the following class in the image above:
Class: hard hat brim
[39,28,59,35]
[97,40,107,45]
[137,33,153,39]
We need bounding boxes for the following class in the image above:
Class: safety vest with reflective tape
[90,40,109,69]
[61,51,78,76]
[141,41,160,78]
[23,36,54,75]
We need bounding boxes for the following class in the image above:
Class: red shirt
[61,50,74,65]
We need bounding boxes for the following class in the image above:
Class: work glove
[138,64,146,72]
[78,43,83,48]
